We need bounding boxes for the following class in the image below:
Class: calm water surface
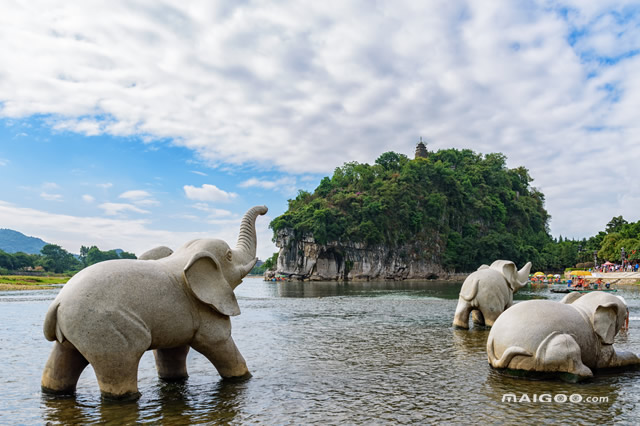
[1,278,639,424]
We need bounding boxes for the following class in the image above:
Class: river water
[1,278,639,424]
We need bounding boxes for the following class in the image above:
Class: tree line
[0,244,136,274]
[269,149,640,272]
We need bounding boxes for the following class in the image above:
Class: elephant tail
[487,335,532,369]
[460,276,479,301]
[43,301,65,343]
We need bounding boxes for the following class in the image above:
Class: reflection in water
[2,279,640,424]
[272,280,464,299]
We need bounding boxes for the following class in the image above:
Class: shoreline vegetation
[0,275,69,291]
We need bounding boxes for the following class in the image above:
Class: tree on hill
[270,149,551,272]
[81,245,137,266]
[40,244,82,273]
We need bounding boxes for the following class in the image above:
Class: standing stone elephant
[453,260,532,329]
[487,292,640,381]
[41,205,268,400]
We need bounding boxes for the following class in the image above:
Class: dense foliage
[79,245,136,267]
[0,244,136,275]
[271,149,551,272]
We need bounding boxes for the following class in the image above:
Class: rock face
[270,228,448,281]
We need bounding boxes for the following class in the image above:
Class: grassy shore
[0,275,69,291]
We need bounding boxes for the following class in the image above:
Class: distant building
[415,138,428,159]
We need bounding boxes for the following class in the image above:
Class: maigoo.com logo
[501,393,608,403]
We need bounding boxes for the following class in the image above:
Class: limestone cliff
[270,227,448,281]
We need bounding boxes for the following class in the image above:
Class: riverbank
[0,275,68,291]
[568,272,640,286]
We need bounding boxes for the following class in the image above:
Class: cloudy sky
[1,0,639,260]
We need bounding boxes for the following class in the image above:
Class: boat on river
[550,288,617,294]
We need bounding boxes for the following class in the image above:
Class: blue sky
[1,0,639,260]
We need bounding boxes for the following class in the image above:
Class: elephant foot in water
[41,342,89,396]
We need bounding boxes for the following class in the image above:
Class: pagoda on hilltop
[415,137,428,159]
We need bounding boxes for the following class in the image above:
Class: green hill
[270,148,551,272]
[0,229,49,254]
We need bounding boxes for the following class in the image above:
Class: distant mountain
[0,229,49,254]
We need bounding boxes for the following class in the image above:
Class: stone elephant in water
[487,292,639,381]
[41,205,268,400]
[453,260,532,329]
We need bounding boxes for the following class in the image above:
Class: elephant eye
[226,249,232,261]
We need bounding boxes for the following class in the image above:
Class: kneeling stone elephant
[41,205,268,400]
[487,291,640,381]
[453,260,532,329]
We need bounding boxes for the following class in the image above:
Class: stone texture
[271,227,447,281]
[41,206,267,400]
[487,292,640,380]
[452,260,532,329]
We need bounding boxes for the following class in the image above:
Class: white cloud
[42,182,60,190]
[119,190,151,200]
[0,1,638,239]
[82,194,95,203]
[40,192,63,201]
[119,189,160,207]
[239,177,297,192]
[191,171,208,176]
[98,202,150,216]
[0,158,8,166]
[97,183,113,189]
[191,203,233,218]
[184,184,237,202]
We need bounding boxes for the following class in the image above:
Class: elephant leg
[480,308,501,327]
[154,345,190,381]
[191,336,250,379]
[472,310,485,326]
[86,353,144,401]
[610,350,640,367]
[453,299,472,329]
[41,341,89,396]
[535,332,593,378]
[598,346,640,368]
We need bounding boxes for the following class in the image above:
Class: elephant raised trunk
[515,262,533,289]
[233,205,268,280]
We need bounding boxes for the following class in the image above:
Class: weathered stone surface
[452,260,532,329]
[487,292,639,380]
[41,206,267,400]
[270,228,447,281]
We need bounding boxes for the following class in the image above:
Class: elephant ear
[593,303,618,345]
[183,252,241,316]
[490,260,518,291]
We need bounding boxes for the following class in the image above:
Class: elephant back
[489,300,599,369]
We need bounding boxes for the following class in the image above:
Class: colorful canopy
[570,270,592,276]
[533,272,545,276]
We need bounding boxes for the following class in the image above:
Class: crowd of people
[592,262,640,273]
